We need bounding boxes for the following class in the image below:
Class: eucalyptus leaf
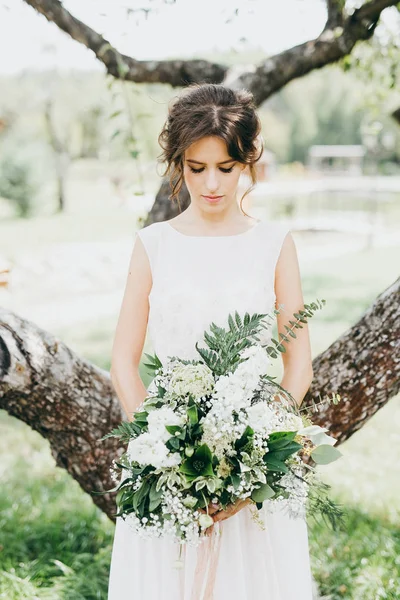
[311,444,343,465]
[251,483,275,503]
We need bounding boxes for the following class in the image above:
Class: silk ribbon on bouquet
[178,522,224,600]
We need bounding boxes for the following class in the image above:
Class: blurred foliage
[0,48,400,210]
[0,155,38,217]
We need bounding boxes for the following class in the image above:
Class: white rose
[199,514,214,529]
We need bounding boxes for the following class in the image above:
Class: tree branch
[232,0,399,105]
[325,0,346,29]
[0,309,124,519]
[22,0,228,85]
[303,276,400,444]
[23,0,398,107]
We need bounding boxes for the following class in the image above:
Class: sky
[0,0,330,73]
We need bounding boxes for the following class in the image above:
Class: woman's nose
[205,169,219,192]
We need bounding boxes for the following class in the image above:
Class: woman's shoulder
[134,221,166,272]
[135,220,165,241]
[258,219,291,240]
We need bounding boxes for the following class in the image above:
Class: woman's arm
[274,232,313,408]
[110,234,152,421]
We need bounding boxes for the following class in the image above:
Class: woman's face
[183,136,246,212]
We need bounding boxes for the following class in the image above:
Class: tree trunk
[44,99,71,213]
[1,277,399,521]
[144,178,191,225]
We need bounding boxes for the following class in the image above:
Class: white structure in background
[307,145,366,176]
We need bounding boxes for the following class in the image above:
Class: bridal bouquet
[99,301,344,546]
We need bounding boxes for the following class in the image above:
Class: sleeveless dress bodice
[136,220,290,367]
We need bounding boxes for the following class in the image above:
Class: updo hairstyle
[157,83,264,216]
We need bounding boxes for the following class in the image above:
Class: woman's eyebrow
[185,158,235,165]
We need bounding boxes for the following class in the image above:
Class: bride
[108,82,315,599]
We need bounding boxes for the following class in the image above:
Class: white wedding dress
[108,219,314,600]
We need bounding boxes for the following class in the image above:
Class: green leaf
[251,483,275,503]
[148,479,163,512]
[98,420,139,443]
[187,404,198,426]
[264,456,288,473]
[149,497,162,512]
[132,481,150,511]
[166,437,180,451]
[267,431,297,451]
[165,425,182,436]
[234,425,254,452]
[266,442,302,464]
[143,352,163,374]
[133,411,148,423]
[230,473,241,489]
[311,444,343,465]
[234,311,243,328]
[179,444,214,480]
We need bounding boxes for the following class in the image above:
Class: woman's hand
[199,498,252,536]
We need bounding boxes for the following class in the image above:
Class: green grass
[0,414,114,599]
[309,506,400,599]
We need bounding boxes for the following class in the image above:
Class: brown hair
[157,83,263,216]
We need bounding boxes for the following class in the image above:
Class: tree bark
[304,276,400,443]
[0,309,123,518]
[1,277,399,521]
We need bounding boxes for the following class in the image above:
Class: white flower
[247,403,276,432]
[127,433,182,468]
[283,413,304,432]
[169,363,215,398]
[199,514,214,529]
[214,372,254,410]
[182,495,198,508]
[147,407,185,442]
[239,344,271,377]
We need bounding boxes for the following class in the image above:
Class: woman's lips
[203,195,223,203]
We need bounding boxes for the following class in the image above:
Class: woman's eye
[189,166,234,174]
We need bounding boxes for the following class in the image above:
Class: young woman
[108,83,314,599]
